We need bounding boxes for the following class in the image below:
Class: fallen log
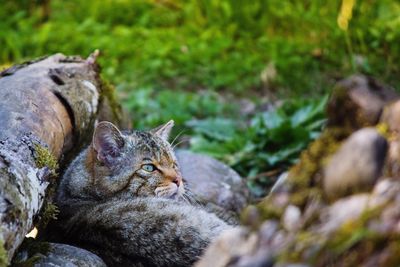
[0,52,127,265]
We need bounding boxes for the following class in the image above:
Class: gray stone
[282,205,301,232]
[323,128,387,200]
[176,150,249,213]
[371,178,400,205]
[380,100,400,177]
[33,243,107,267]
[194,227,258,267]
[381,100,400,133]
[269,171,289,194]
[319,193,370,234]
[327,74,398,129]
[195,220,289,267]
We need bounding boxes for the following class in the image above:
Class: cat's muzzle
[154,183,184,199]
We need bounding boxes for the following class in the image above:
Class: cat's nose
[172,177,181,186]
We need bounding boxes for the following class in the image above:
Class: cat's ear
[151,120,174,141]
[92,121,125,166]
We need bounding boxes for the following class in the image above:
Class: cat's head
[85,120,184,200]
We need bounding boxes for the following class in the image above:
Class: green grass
[1,1,400,95]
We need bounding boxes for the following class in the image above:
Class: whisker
[170,129,187,147]
[172,137,190,149]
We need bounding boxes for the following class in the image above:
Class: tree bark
[0,52,126,265]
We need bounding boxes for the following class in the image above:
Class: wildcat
[56,120,232,267]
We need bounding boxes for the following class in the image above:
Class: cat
[56,120,232,266]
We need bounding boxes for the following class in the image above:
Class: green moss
[376,122,390,139]
[32,144,59,229]
[37,202,59,230]
[287,127,350,191]
[0,234,8,267]
[277,230,326,264]
[100,78,123,123]
[255,197,285,221]
[33,144,58,174]
[276,209,386,266]
[326,205,385,251]
[36,181,59,230]
[289,188,323,209]
[254,127,351,222]
[261,125,399,265]
[279,204,395,266]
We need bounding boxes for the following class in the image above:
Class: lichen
[33,144,58,174]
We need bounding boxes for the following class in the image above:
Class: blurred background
[1,0,399,196]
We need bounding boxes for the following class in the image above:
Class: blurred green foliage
[123,88,236,129]
[1,0,399,194]
[188,96,328,196]
[1,0,400,94]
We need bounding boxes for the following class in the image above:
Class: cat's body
[59,197,229,267]
[56,121,232,266]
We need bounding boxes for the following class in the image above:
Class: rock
[15,242,107,267]
[323,128,387,200]
[270,172,289,194]
[257,220,288,256]
[319,193,370,234]
[368,179,400,235]
[196,221,284,267]
[194,227,258,267]
[380,100,400,177]
[327,75,398,129]
[274,264,310,267]
[176,150,249,213]
[371,178,400,205]
[380,100,400,133]
[282,205,301,232]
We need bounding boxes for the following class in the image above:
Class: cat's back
[64,197,231,267]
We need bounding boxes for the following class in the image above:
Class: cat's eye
[142,164,156,172]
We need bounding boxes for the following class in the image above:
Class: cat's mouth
[154,183,185,199]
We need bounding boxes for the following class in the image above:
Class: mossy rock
[253,127,350,219]
[14,242,107,267]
